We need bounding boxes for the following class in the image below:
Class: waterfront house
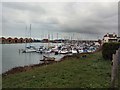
[117,37,120,42]
[103,33,117,43]
[6,37,13,43]
[18,38,24,43]
[0,37,6,44]
[0,37,33,44]
[24,38,32,43]
[23,38,32,43]
[24,38,29,43]
[28,38,33,43]
[13,37,19,43]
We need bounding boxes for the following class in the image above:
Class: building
[24,38,29,43]
[0,37,6,44]
[28,38,33,43]
[103,33,117,43]
[6,37,13,43]
[41,39,49,43]
[13,37,19,43]
[18,38,24,43]
[0,37,33,44]
[118,37,120,42]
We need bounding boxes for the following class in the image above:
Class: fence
[111,48,120,88]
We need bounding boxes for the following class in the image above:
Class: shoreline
[2,52,93,76]
[2,54,73,76]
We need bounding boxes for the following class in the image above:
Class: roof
[104,34,117,38]
[14,37,18,39]
[0,37,6,39]
[7,37,12,39]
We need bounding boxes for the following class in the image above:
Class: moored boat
[22,46,36,53]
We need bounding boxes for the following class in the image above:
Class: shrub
[102,42,120,60]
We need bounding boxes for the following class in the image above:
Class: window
[15,40,17,43]
[2,40,5,43]
[21,40,22,43]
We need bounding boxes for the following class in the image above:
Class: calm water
[2,43,64,74]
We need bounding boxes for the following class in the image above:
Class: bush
[102,42,120,60]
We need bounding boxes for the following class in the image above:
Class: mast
[25,25,27,48]
[29,24,31,46]
[48,33,50,48]
[57,33,58,46]
[47,33,50,57]
[52,33,53,46]
[72,33,74,44]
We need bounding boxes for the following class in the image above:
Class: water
[2,43,64,74]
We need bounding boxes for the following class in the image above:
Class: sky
[1,2,118,40]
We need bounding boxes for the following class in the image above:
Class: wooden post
[118,48,120,87]
[118,48,120,64]
[115,50,119,87]
[111,50,119,88]
[111,54,116,87]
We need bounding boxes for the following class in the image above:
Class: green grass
[2,52,112,88]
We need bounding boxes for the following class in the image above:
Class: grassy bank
[2,52,112,88]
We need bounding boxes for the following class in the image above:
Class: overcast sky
[2,2,118,40]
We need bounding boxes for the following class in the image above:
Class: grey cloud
[2,2,118,39]
[3,2,45,14]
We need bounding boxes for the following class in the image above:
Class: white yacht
[22,46,36,53]
[22,24,36,53]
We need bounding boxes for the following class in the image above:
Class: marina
[2,43,65,74]
[21,40,100,54]
[1,23,101,74]
[2,40,100,74]
[1,2,119,88]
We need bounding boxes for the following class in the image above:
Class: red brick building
[0,37,6,44]
[28,38,32,43]
[24,38,29,43]
[24,38,32,43]
[18,38,24,43]
[0,37,33,44]
[13,37,19,43]
[6,37,13,43]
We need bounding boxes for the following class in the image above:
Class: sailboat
[44,33,52,54]
[22,24,36,53]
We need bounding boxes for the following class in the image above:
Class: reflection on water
[2,43,64,74]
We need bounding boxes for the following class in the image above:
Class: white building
[118,37,120,42]
[103,33,117,43]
